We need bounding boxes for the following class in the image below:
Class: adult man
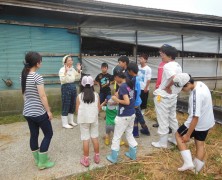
[151,44,182,148]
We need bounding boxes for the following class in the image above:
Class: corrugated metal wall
[0,24,80,90]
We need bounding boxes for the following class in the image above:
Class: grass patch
[0,114,25,125]
[0,110,63,125]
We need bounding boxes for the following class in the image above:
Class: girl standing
[76,76,100,167]
[21,52,54,170]
[107,67,137,163]
[59,55,81,129]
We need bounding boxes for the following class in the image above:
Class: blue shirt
[133,76,142,107]
[118,83,135,116]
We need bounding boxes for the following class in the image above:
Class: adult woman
[59,55,81,129]
[21,51,54,170]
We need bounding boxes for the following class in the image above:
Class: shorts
[80,121,98,140]
[106,124,115,134]
[177,124,209,141]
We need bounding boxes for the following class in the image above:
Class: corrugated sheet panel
[0,24,80,90]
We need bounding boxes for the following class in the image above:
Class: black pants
[140,90,149,109]
[25,112,53,153]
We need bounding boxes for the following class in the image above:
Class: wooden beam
[39,53,80,57]
[1,0,222,28]
[0,19,75,29]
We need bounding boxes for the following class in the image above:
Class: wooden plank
[42,74,59,77]
[39,53,80,57]
[0,19,75,29]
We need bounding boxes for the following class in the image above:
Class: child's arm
[75,95,80,114]
[182,116,199,143]
[99,99,107,111]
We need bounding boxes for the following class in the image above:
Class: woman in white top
[21,52,54,170]
[174,73,215,173]
[59,55,81,129]
[76,76,100,167]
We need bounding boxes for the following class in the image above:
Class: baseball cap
[113,65,124,76]
[173,73,190,87]
[81,76,94,87]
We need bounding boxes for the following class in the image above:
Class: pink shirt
[155,61,167,89]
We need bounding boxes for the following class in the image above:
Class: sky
[96,0,222,17]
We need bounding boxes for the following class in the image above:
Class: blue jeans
[25,112,53,153]
[135,107,145,125]
[61,83,77,116]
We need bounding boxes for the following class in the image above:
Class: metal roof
[1,0,222,28]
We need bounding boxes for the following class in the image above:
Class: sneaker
[104,138,110,145]
[120,140,125,146]
[140,128,150,136]
[80,156,90,167]
[152,123,159,128]
[94,154,100,164]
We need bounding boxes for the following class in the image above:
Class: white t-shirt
[153,61,182,98]
[77,92,99,124]
[138,65,152,90]
[184,82,215,131]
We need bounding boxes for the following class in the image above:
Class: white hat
[62,55,71,65]
[173,73,190,87]
[107,98,117,110]
[81,76,94,87]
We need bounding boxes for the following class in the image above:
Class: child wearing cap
[101,95,125,146]
[76,75,100,167]
[174,73,215,173]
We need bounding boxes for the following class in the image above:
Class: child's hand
[114,92,118,97]
[101,99,107,106]
[76,63,81,71]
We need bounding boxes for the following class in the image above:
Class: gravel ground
[0,112,164,180]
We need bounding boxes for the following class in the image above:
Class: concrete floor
[0,112,165,180]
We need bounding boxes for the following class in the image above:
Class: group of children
[24,45,215,174]
[76,45,215,174]
[76,55,152,166]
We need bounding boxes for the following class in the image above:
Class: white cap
[81,76,94,87]
[173,73,190,87]
[107,98,117,110]
[62,55,71,65]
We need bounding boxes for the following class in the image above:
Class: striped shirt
[23,72,46,117]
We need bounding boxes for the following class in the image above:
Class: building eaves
[1,0,222,28]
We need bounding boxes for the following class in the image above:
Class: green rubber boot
[32,150,39,166]
[38,152,55,170]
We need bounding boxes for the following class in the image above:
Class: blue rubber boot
[125,146,137,160]
[106,150,119,163]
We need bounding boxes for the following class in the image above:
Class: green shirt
[102,106,118,125]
